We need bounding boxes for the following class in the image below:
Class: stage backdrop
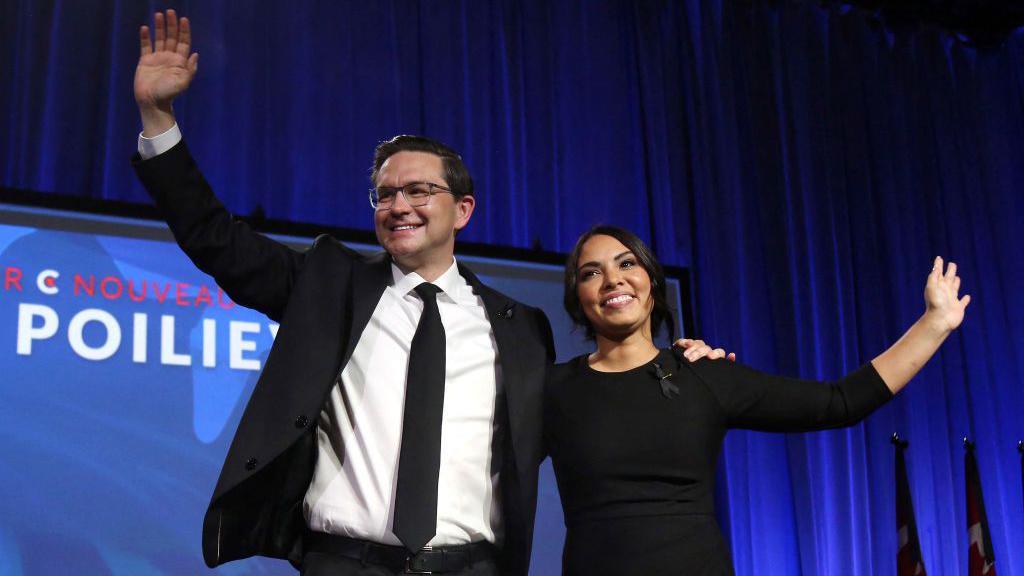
[0,200,689,575]
[1,0,1022,574]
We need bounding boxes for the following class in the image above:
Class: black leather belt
[305,531,497,574]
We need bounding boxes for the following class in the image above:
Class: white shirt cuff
[138,124,182,160]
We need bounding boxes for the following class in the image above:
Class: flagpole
[964,436,997,575]
[893,432,926,576]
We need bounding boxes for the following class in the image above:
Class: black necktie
[393,282,446,552]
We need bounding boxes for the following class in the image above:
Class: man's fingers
[177,17,192,57]
[676,338,734,363]
[165,10,179,52]
[691,347,735,362]
[690,346,711,361]
[154,12,166,51]
[945,261,957,280]
[140,25,152,56]
[188,52,199,74]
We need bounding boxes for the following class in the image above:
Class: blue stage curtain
[2,1,1022,574]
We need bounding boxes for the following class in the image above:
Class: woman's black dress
[544,349,892,576]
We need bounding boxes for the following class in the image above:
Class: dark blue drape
[2,1,1022,574]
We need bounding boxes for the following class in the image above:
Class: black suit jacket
[133,141,555,576]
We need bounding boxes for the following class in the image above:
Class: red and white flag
[966,444,996,575]
[896,443,926,576]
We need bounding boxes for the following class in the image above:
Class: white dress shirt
[137,123,182,159]
[139,125,504,546]
[304,261,503,546]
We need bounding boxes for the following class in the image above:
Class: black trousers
[300,551,500,576]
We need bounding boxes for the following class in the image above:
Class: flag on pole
[894,434,926,576]
[965,439,996,576]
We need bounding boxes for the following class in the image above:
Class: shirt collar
[390,258,463,301]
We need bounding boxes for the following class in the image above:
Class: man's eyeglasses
[369,182,453,210]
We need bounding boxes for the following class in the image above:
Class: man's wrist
[139,104,176,138]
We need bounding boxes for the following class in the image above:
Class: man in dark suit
[132,10,553,576]
[131,10,725,575]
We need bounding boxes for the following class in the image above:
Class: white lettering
[68,308,121,361]
[133,313,147,363]
[16,303,59,355]
[230,321,261,370]
[203,318,216,367]
[16,307,272,371]
[160,314,191,366]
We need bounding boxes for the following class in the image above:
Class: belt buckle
[405,546,433,574]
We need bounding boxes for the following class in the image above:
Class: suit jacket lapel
[340,252,391,369]
[458,263,525,454]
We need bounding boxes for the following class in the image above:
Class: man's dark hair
[563,225,675,341]
[370,135,474,198]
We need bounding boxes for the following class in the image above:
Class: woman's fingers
[924,258,971,326]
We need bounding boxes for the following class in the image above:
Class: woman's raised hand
[924,256,971,333]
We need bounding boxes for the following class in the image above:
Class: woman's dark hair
[564,225,675,341]
[370,135,474,198]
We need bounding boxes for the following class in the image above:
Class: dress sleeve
[681,354,893,432]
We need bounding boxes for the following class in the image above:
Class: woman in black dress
[544,225,970,576]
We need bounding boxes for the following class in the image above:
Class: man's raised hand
[135,10,198,135]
